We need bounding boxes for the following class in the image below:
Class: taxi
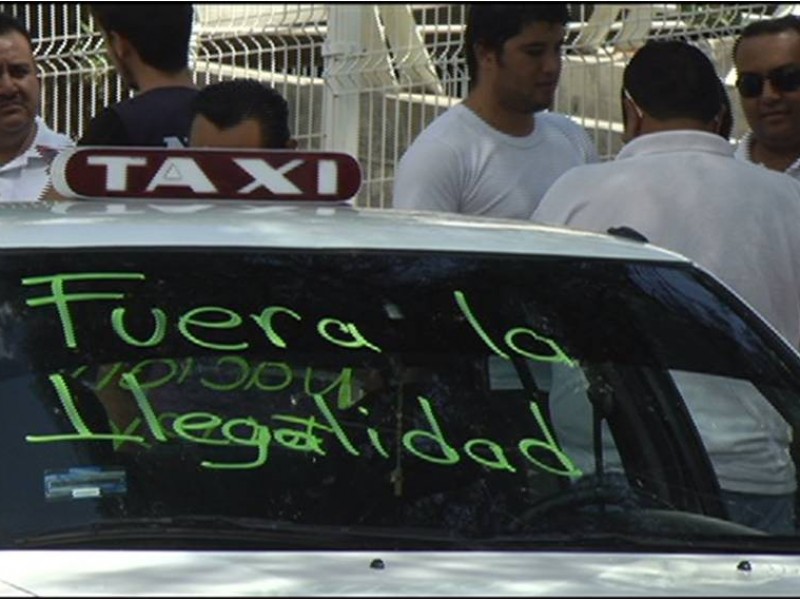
[1,148,800,596]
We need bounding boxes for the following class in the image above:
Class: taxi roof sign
[50,147,362,201]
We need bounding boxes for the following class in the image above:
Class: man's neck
[463,92,535,137]
[750,137,800,173]
[0,121,37,166]
[133,67,196,95]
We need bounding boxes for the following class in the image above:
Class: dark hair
[191,79,292,149]
[623,41,722,123]
[733,15,800,60]
[464,3,569,87]
[0,12,33,50]
[89,4,194,73]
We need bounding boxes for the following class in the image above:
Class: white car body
[1,550,799,597]
[2,196,799,598]
[0,199,681,260]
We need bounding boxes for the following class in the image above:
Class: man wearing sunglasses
[532,41,800,534]
[733,16,800,179]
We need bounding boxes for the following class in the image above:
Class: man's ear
[106,31,131,61]
[712,105,732,139]
[474,41,499,69]
[621,96,644,144]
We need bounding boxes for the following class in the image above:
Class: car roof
[0,200,688,263]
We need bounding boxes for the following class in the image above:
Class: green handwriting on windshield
[21,274,573,368]
[454,291,575,367]
[21,273,579,476]
[22,272,383,354]
[80,357,360,410]
[26,371,581,477]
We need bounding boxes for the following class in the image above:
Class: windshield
[2,249,800,550]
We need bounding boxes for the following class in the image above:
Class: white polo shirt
[734,132,800,182]
[532,130,800,495]
[534,130,800,349]
[0,117,73,202]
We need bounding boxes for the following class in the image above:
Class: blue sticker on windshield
[44,466,127,501]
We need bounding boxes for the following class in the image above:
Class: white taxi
[1,148,799,596]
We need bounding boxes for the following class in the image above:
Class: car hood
[1,551,799,597]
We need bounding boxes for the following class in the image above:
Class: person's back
[392,3,597,219]
[536,131,800,348]
[532,40,800,534]
[78,5,197,147]
[534,42,800,348]
[81,87,197,148]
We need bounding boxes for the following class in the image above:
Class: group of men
[394,3,800,370]
[396,4,800,535]
[0,5,295,203]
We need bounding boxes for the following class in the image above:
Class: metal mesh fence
[3,2,797,206]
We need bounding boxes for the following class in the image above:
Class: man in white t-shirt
[0,13,72,202]
[392,4,597,219]
[732,15,800,181]
[532,41,800,534]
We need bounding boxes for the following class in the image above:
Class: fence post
[321,4,365,156]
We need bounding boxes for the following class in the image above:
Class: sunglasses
[736,64,800,98]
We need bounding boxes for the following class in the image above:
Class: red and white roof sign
[50,147,362,201]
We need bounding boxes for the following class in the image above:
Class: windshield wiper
[491,507,779,553]
[13,516,467,550]
[491,530,800,554]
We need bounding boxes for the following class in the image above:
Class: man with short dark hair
[78,4,197,147]
[188,79,297,149]
[533,41,800,534]
[733,15,800,179]
[393,3,596,218]
[0,12,71,201]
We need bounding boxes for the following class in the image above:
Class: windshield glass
[3,249,800,549]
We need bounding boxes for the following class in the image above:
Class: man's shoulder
[547,158,611,183]
[34,118,73,148]
[537,111,587,135]
[402,105,476,159]
[535,111,597,161]
[416,104,474,137]
[113,86,198,114]
[537,112,593,143]
[80,87,198,147]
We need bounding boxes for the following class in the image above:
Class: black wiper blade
[491,508,772,552]
[162,515,469,546]
[487,530,685,551]
[497,532,775,552]
[13,516,466,550]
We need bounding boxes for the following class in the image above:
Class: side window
[671,370,797,534]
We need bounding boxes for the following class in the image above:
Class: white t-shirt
[532,130,800,495]
[0,117,73,202]
[734,132,800,182]
[393,104,598,219]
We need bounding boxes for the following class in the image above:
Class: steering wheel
[513,476,675,531]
